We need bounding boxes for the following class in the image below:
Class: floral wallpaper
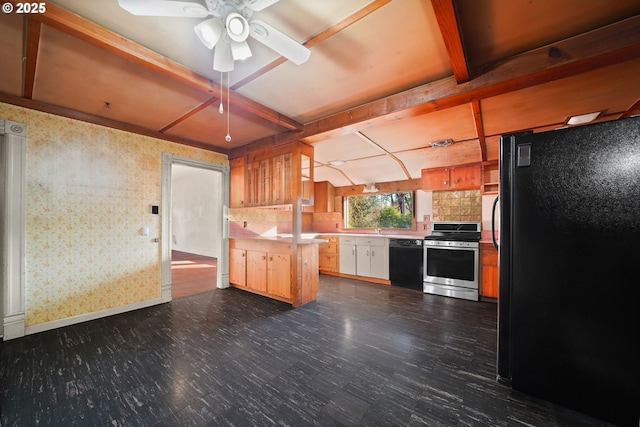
[0,102,227,326]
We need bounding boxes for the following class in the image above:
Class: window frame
[343,190,417,231]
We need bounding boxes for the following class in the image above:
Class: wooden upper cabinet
[314,181,335,213]
[422,164,481,191]
[450,164,481,190]
[234,142,311,208]
[229,157,245,208]
[422,168,451,191]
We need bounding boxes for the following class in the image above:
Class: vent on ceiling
[430,139,454,147]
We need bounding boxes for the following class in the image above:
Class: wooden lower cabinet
[229,248,246,287]
[229,238,318,306]
[480,243,498,299]
[267,253,292,298]
[246,250,268,293]
[319,236,339,273]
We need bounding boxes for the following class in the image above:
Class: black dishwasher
[389,238,424,290]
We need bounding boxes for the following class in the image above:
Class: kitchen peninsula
[229,236,325,307]
[228,141,321,307]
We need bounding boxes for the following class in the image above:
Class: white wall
[171,165,221,257]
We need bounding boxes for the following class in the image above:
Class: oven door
[423,244,478,289]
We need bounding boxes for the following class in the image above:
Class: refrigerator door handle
[491,196,499,250]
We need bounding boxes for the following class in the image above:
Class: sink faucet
[375,228,381,234]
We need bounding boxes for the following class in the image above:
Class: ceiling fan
[117,0,311,72]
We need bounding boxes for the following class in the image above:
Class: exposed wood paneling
[232,0,393,91]
[19,1,304,132]
[335,178,422,197]
[0,92,226,154]
[299,15,640,142]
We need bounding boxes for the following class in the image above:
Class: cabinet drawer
[319,242,338,254]
[356,236,386,247]
[340,237,357,245]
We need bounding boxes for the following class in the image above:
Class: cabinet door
[450,165,481,190]
[245,161,261,207]
[369,245,388,280]
[422,168,450,191]
[229,248,246,286]
[356,245,371,277]
[267,253,291,298]
[480,246,499,298]
[339,244,356,275]
[259,158,272,206]
[230,158,245,208]
[246,250,267,292]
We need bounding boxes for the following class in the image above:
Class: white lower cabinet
[339,236,388,280]
[339,237,356,275]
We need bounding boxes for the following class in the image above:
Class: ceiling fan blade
[117,0,208,17]
[245,0,280,12]
[249,20,310,65]
[213,39,234,72]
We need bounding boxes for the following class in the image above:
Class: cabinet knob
[443,181,447,185]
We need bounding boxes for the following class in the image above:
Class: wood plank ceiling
[1,0,639,188]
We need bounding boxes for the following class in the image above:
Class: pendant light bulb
[225,134,231,142]
[219,102,224,114]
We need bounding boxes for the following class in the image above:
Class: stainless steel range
[423,221,481,301]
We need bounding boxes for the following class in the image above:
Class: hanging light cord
[226,72,231,142]
[219,71,224,114]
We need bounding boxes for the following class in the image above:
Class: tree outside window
[345,191,414,229]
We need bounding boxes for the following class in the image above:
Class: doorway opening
[170,164,220,299]
[160,153,230,302]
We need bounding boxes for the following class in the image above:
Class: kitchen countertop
[230,235,328,245]
[314,232,427,239]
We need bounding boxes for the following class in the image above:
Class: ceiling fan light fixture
[566,111,602,125]
[230,40,252,61]
[213,38,234,72]
[194,19,223,49]
[226,13,250,42]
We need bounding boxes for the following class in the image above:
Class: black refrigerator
[496,116,640,427]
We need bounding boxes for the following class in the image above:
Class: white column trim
[1,120,27,340]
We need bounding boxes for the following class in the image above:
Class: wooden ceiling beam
[470,100,487,162]
[0,91,227,154]
[300,15,640,143]
[23,18,41,99]
[19,1,304,132]
[431,0,470,83]
[618,97,640,119]
[159,97,219,133]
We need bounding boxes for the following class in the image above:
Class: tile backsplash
[432,190,482,222]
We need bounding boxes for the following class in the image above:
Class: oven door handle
[491,196,499,251]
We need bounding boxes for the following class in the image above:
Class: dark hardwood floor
[171,250,217,299]
[1,275,613,426]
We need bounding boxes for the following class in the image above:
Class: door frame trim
[160,153,230,302]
